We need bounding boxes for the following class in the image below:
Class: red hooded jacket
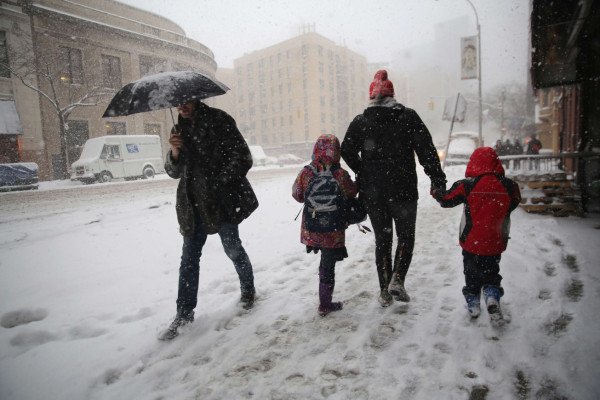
[433,147,521,255]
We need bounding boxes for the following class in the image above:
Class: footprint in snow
[9,330,58,348]
[117,307,155,323]
[1,308,49,328]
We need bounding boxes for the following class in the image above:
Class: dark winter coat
[433,147,521,255]
[341,100,446,202]
[165,102,258,236]
[526,137,542,154]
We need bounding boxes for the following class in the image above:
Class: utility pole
[500,88,506,138]
[465,0,483,147]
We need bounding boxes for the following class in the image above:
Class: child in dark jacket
[432,147,521,321]
[292,134,358,316]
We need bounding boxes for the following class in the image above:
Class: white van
[248,145,268,167]
[71,135,165,183]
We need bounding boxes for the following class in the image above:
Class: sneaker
[378,289,393,307]
[465,295,481,318]
[318,301,343,317]
[389,274,411,302]
[158,311,194,341]
[240,290,256,310]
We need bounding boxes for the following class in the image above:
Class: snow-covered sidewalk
[1,166,599,399]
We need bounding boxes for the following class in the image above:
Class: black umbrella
[102,71,230,118]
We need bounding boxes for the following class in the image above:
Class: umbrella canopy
[102,71,229,118]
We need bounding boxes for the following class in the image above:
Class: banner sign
[461,36,478,80]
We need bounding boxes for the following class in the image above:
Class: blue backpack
[303,164,346,233]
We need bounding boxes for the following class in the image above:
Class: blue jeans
[176,217,254,314]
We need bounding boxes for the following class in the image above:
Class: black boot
[240,289,256,310]
[158,311,194,341]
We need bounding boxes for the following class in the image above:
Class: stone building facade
[0,0,217,180]
[231,27,370,159]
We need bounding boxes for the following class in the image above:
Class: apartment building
[0,0,217,180]
[232,27,370,158]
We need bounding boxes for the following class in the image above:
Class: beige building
[1,0,218,180]
[231,27,370,159]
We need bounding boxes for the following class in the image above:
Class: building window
[144,123,161,136]
[101,54,122,89]
[59,46,83,84]
[262,134,269,144]
[105,122,126,135]
[139,55,167,77]
[0,31,9,78]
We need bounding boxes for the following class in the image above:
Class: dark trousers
[365,199,418,290]
[319,248,338,284]
[461,250,504,298]
[177,216,254,314]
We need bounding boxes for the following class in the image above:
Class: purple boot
[318,282,343,316]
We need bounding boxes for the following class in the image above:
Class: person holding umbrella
[159,99,259,341]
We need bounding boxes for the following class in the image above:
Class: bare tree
[0,27,113,179]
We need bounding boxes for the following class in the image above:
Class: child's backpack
[303,164,346,233]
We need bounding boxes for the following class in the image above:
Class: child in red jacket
[293,134,357,316]
[432,147,521,321]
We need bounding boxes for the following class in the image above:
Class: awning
[0,100,23,135]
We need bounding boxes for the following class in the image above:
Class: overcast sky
[118,0,531,88]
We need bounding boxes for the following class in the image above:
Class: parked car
[439,131,479,166]
[277,153,304,166]
[71,135,164,183]
[0,162,39,192]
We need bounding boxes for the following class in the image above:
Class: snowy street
[1,165,599,399]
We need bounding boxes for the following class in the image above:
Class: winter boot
[464,294,481,318]
[240,289,256,310]
[388,273,411,302]
[158,311,194,341]
[378,288,393,307]
[483,286,503,321]
[318,282,343,316]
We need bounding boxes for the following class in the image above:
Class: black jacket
[341,101,446,202]
[165,102,258,235]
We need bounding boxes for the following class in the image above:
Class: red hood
[311,134,341,166]
[465,147,505,177]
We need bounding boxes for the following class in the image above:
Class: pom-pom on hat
[369,70,394,99]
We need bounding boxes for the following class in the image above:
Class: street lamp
[465,0,483,147]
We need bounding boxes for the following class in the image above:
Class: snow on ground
[1,165,599,400]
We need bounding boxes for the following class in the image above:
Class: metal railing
[498,152,600,178]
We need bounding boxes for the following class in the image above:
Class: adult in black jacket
[341,70,446,307]
[160,100,259,340]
